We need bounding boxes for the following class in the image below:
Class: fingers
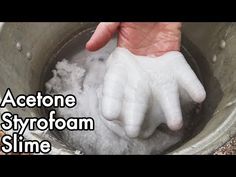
[123,102,146,138]
[86,22,120,51]
[177,62,206,103]
[157,83,183,131]
[102,65,126,121]
[122,85,149,138]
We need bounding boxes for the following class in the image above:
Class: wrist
[118,22,182,57]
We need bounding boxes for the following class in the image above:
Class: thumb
[86,22,120,51]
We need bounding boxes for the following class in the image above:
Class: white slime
[45,40,206,154]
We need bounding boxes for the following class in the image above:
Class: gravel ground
[0,130,235,155]
[214,136,236,155]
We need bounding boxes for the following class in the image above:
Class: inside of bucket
[38,25,223,154]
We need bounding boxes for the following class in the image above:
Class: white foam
[45,44,204,154]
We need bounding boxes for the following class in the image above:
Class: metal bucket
[0,22,235,154]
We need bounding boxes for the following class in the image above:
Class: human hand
[102,48,206,138]
[86,22,181,57]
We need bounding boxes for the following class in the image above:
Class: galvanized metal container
[0,22,235,154]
